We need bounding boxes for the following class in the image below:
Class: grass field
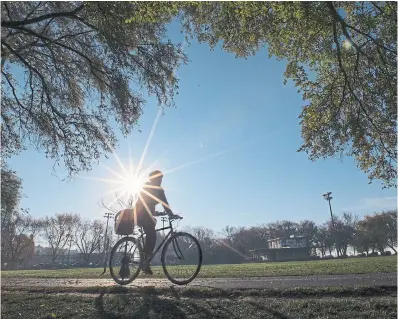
[2,257,396,318]
[2,256,396,279]
[2,285,396,319]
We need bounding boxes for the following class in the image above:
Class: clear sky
[8,27,397,236]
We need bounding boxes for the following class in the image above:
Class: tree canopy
[178,1,397,187]
[2,2,396,188]
[1,1,186,174]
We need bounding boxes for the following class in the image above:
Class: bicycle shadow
[94,286,187,319]
[93,285,290,319]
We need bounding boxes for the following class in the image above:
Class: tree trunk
[83,254,91,265]
[386,244,397,254]
[52,251,58,263]
[342,245,348,256]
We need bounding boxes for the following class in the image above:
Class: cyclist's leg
[141,219,156,274]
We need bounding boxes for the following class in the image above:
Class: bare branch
[2,40,69,137]
[8,25,110,78]
[98,198,118,214]
[328,3,393,137]
[329,3,397,56]
[371,2,385,15]
[3,2,13,21]
[25,2,44,20]
[1,4,84,28]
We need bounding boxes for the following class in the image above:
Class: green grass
[2,286,396,319]
[2,256,396,279]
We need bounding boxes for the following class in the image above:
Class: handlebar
[155,211,183,220]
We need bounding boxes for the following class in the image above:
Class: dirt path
[2,272,396,289]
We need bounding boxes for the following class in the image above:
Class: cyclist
[116,170,176,275]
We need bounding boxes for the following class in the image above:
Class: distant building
[250,235,312,262]
[35,245,52,255]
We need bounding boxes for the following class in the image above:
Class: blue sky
[9,29,397,235]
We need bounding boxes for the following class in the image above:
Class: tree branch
[329,10,396,163]
[371,2,385,15]
[24,2,44,20]
[1,4,84,27]
[98,198,118,214]
[328,5,391,134]
[329,3,397,55]
[1,40,69,138]
[3,2,13,21]
[11,25,114,91]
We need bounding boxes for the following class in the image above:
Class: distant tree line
[2,167,396,268]
[184,211,397,265]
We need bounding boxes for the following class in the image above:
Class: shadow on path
[93,285,290,318]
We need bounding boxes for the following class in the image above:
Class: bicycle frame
[138,218,184,266]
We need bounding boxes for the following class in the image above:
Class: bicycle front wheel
[109,236,143,285]
[161,232,202,285]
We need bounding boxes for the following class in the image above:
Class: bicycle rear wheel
[109,236,143,285]
[161,232,202,285]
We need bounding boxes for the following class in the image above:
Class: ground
[2,286,396,319]
[1,257,397,318]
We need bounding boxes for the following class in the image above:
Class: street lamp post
[103,212,114,253]
[67,234,73,266]
[323,192,335,227]
[102,212,114,270]
[322,192,339,257]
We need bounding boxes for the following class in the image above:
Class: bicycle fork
[172,238,185,260]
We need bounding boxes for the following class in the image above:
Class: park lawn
[1,286,396,319]
[1,256,396,279]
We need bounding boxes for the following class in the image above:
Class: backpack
[115,209,135,235]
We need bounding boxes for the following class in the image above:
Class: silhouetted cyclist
[115,170,176,275]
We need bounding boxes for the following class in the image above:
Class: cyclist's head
[149,170,163,185]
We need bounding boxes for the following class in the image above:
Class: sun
[97,161,154,209]
[121,169,148,199]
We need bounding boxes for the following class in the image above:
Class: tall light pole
[67,234,73,266]
[322,192,339,257]
[103,212,114,253]
[101,212,114,274]
[322,192,335,227]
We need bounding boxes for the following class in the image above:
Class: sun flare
[121,169,148,199]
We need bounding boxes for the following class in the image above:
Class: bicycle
[108,211,202,286]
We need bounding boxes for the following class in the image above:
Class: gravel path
[2,273,396,289]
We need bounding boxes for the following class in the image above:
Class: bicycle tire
[109,236,143,285]
[161,232,202,285]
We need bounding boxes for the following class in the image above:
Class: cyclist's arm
[156,188,173,214]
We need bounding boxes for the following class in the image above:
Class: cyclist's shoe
[142,265,153,275]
